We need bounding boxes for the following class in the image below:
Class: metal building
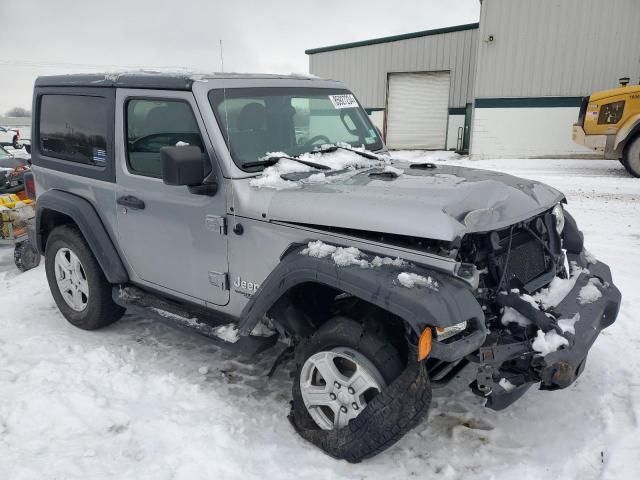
[306,0,640,158]
[307,24,478,151]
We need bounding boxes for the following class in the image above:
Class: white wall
[470,107,596,158]
[446,114,465,150]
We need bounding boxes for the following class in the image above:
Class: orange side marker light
[418,327,433,361]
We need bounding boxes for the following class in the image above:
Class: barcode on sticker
[329,94,358,109]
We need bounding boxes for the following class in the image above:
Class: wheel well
[622,131,640,158]
[38,209,76,250]
[270,282,411,363]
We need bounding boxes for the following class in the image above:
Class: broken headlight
[435,321,468,341]
[552,203,565,234]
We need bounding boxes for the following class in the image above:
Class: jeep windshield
[208,87,383,171]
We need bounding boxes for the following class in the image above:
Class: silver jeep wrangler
[27,72,621,462]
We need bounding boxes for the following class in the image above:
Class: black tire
[14,241,41,272]
[45,225,125,330]
[290,316,432,462]
[622,135,640,177]
[24,144,31,154]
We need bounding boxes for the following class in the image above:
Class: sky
[0,0,480,115]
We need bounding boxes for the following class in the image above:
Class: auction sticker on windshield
[329,94,358,109]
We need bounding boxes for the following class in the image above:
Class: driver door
[114,89,229,306]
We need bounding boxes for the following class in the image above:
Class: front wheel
[623,136,640,177]
[45,225,125,330]
[290,316,432,462]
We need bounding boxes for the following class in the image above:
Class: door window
[126,99,204,177]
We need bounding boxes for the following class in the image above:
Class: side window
[126,99,204,177]
[39,94,108,166]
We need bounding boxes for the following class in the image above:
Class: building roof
[305,22,479,55]
[35,71,324,90]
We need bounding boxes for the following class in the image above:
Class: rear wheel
[14,241,40,272]
[45,225,125,330]
[290,316,431,462]
[623,136,640,177]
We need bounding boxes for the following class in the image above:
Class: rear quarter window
[39,94,108,166]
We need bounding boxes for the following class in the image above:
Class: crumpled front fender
[238,243,485,360]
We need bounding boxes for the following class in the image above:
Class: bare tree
[5,107,31,117]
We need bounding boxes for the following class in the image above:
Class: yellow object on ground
[0,194,35,242]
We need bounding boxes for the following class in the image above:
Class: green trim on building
[305,23,479,55]
[448,107,467,115]
[475,97,584,108]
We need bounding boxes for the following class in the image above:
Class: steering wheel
[304,135,331,147]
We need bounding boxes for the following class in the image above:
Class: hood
[233,162,564,242]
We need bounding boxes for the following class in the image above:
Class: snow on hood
[235,149,565,242]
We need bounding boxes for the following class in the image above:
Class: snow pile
[1,155,639,480]
[578,278,603,304]
[175,141,190,146]
[249,157,314,190]
[212,324,240,343]
[557,313,581,335]
[249,147,388,190]
[397,272,439,290]
[331,247,370,268]
[301,240,405,269]
[532,264,586,309]
[383,165,404,176]
[301,241,369,268]
[498,378,517,392]
[371,256,406,268]
[501,306,532,327]
[532,329,569,356]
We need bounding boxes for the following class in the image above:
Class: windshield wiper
[310,144,381,160]
[241,154,330,170]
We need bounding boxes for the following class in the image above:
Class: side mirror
[160,146,207,186]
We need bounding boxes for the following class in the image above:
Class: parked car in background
[0,145,31,195]
[0,145,30,169]
[0,126,22,149]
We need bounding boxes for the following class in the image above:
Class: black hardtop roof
[35,71,326,90]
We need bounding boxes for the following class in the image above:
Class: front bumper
[476,251,621,410]
[572,124,620,159]
[534,257,619,388]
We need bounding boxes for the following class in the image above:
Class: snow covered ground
[1,153,639,479]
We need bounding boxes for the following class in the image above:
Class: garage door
[386,72,450,149]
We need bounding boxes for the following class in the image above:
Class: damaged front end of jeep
[431,205,621,410]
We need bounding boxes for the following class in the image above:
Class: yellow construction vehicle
[572,77,640,177]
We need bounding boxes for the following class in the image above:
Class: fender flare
[33,190,128,284]
[238,244,485,343]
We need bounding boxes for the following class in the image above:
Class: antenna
[219,39,224,73]
[219,38,237,227]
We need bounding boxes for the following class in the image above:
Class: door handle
[117,195,145,210]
